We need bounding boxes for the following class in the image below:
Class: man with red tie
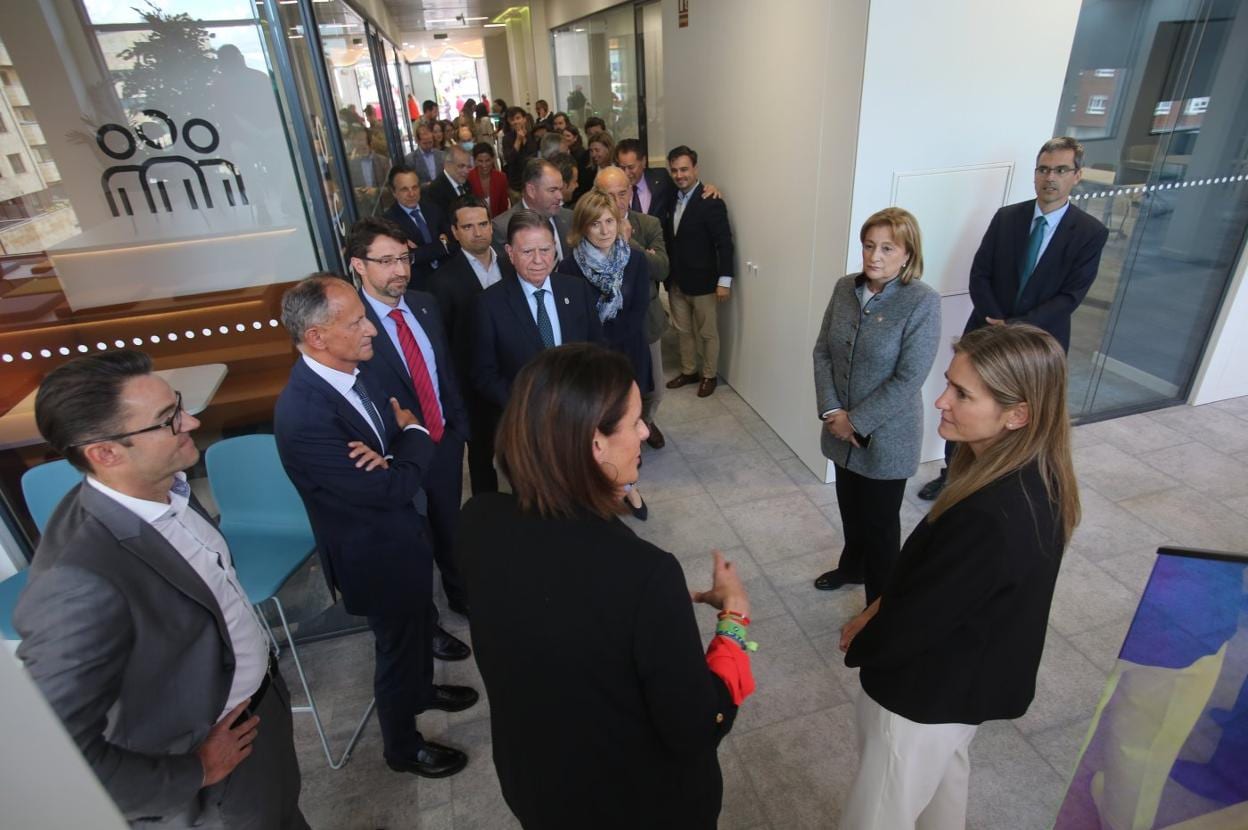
[349,218,475,633]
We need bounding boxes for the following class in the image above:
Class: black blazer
[274,357,436,617]
[456,493,737,829]
[357,287,468,441]
[384,200,452,293]
[965,199,1108,351]
[846,462,1065,725]
[641,168,676,219]
[428,247,515,394]
[557,247,653,393]
[424,172,468,219]
[662,183,736,297]
[472,273,604,408]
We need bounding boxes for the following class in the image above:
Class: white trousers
[840,692,979,830]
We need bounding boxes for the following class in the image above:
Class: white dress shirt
[519,276,564,345]
[86,473,269,720]
[301,354,428,446]
[464,247,503,290]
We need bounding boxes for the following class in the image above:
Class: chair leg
[270,596,375,770]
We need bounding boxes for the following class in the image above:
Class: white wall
[1191,241,1248,404]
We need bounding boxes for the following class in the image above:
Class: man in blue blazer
[473,209,604,408]
[384,164,452,293]
[274,275,478,779]
[920,136,1108,500]
[348,217,474,628]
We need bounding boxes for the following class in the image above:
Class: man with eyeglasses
[919,135,1108,501]
[15,350,308,828]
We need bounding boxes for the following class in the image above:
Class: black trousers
[465,394,501,496]
[833,464,906,605]
[367,603,435,761]
[426,430,468,608]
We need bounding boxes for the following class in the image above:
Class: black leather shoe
[666,372,699,389]
[386,741,468,778]
[428,684,479,712]
[645,422,666,449]
[917,474,945,501]
[814,569,864,591]
[432,626,471,661]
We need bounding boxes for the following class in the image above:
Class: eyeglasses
[68,392,185,448]
[1034,165,1078,177]
[361,255,411,268]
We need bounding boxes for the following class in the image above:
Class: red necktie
[387,309,444,442]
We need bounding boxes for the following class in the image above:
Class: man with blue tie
[918,135,1108,501]
[473,210,603,408]
[384,165,451,293]
[349,217,474,627]
[274,276,478,779]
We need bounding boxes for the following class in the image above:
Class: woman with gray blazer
[812,207,941,604]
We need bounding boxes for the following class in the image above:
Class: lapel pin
[563,297,570,305]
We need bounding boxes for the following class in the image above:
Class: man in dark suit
[491,157,573,258]
[919,135,1108,500]
[349,218,475,630]
[424,145,472,218]
[614,138,723,221]
[403,123,444,187]
[16,350,308,827]
[384,164,451,293]
[662,145,736,398]
[274,276,478,779]
[474,209,604,408]
[430,195,515,494]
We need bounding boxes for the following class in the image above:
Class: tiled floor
[286,384,1248,829]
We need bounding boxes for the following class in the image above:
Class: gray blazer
[404,147,445,186]
[629,210,670,343]
[491,203,574,253]
[15,482,234,821]
[813,274,941,479]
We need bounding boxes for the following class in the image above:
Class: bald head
[595,166,632,216]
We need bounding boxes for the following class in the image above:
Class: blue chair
[2,460,82,640]
[206,434,373,769]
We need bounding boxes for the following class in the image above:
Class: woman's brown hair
[930,323,1081,546]
[496,343,636,520]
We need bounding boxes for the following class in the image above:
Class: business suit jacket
[813,275,941,479]
[274,357,437,617]
[425,171,469,218]
[846,462,1064,725]
[558,246,653,393]
[662,183,736,297]
[468,166,510,218]
[385,200,451,293]
[472,273,604,408]
[457,493,738,829]
[628,210,670,343]
[965,199,1108,351]
[491,203,574,254]
[15,483,238,820]
[404,147,444,186]
[640,168,676,219]
[428,247,516,389]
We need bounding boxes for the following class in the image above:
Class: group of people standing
[12,132,1107,830]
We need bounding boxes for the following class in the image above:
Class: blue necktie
[1017,215,1046,300]
[533,288,555,348]
[351,377,387,449]
[407,207,432,244]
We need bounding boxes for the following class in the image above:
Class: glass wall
[1056,0,1248,419]
[551,2,639,139]
[639,0,664,159]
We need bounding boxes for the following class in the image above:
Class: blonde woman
[839,323,1080,830]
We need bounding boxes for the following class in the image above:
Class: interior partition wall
[1056,0,1248,420]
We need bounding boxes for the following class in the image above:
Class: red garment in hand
[705,635,755,706]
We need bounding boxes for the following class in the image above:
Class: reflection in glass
[551,5,638,139]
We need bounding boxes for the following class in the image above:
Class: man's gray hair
[1037,136,1085,170]
[281,274,342,344]
[445,144,470,166]
[538,133,564,159]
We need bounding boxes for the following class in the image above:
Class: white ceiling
[381,0,521,58]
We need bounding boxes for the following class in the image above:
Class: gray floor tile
[654,384,730,426]
[757,432,799,461]
[1067,486,1170,562]
[968,720,1068,830]
[1072,413,1187,455]
[690,448,800,509]
[1027,716,1094,781]
[1074,442,1180,501]
[809,630,865,701]
[675,546,788,634]
[717,741,771,829]
[635,446,707,506]
[1049,552,1141,637]
[665,412,764,462]
[1224,493,1248,519]
[1097,547,1163,595]
[727,493,841,564]
[778,456,837,506]
[1148,404,1248,453]
[1066,615,1132,673]
[1140,441,1248,499]
[1117,486,1248,551]
[625,491,741,561]
[1014,629,1109,736]
[757,548,862,642]
[1209,396,1248,420]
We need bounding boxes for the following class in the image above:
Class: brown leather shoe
[645,422,665,449]
[697,377,717,397]
[666,373,699,389]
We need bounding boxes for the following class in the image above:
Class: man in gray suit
[595,164,671,449]
[14,350,307,829]
[491,157,572,260]
[404,124,444,188]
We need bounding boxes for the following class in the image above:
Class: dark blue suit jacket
[558,248,652,394]
[661,183,736,297]
[358,288,469,441]
[385,200,453,293]
[472,273,604,408]
[274,356,436,617]
[965,199,1108,351]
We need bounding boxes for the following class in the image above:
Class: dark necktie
[387,309,445,442]
[350,377,387,449]
[1017,215,1047,301]
[407,206,433,244]
[631,184,642,213]
[532,288,555,348]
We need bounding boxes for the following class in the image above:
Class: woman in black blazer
[839,324,1080,830]
[456,345,756,830]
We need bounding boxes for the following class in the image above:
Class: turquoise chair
[2,459,82,639]
[205,433,373,769]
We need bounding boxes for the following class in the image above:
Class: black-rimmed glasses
[67,391,185,448]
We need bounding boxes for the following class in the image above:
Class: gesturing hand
[390,397,423,430]
[348,441,389,471]
[691,550,751,620]
[196,699,259,787]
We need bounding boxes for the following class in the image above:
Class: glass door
[551,1,639,138]
[1057,0,1248,419]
